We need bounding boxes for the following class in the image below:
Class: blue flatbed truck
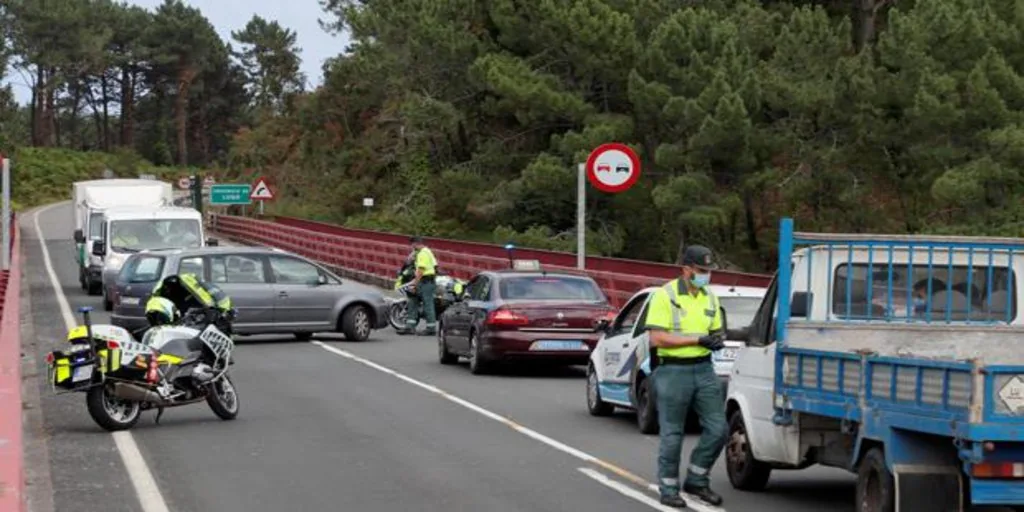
[724,217,1024,511]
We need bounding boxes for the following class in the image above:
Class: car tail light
[486,307,529,326]
[45,353,54,364]
[598,310,617,322]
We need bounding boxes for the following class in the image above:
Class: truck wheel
[636,377,659,435]
[856,447,895,512]
[586,364,614,416]
[726,411,771,490]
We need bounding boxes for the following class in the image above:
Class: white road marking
[34,203,172,512]
[578,467,680,511]
[311,341,728,512]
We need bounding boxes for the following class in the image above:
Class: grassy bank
[9,147,213,211]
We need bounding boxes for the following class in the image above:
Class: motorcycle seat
[156,336,206,359]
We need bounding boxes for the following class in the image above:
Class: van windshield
[109,219,202,252]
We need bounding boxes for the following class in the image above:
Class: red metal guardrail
[0,214,24,512]
[210,214,772,307]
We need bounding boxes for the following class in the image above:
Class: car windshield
[498,275,605,301]
[719,296,762,329]
[119,255,165,283]
[109,219,201,252]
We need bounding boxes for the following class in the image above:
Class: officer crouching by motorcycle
[149,272,235,334]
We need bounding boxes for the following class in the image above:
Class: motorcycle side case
[47,342,101,391]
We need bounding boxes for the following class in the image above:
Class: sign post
[579,143,642,269]
[1,155,9,270]
[249,177,275,215]
[209,184,252,205]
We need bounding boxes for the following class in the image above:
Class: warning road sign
[250,177,275,201]
[585,143,641,193]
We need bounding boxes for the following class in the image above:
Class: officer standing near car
[641,244,728,508]
[398,236,439,336]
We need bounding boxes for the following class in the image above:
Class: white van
[73,179,173,294]
[93,206,216,310]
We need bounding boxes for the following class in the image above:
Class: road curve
[24,201,856,512]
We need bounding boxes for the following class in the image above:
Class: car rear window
[119,255,165,283]
[498,275,605,301]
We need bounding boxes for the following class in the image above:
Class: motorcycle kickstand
[155,406,165,424]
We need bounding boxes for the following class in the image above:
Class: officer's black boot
[659,494,687,508]
[683,484,722,506]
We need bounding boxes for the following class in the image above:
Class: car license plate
[120,297,140,306]
[530,340,587,351]
[72,364,93,382]
[715,348,738,361]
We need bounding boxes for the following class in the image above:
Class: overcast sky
[3,0,350,105]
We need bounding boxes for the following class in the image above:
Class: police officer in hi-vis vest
[641,244,728,508]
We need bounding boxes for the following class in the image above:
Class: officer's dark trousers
[406,278,436,331]
[653,359,727,496]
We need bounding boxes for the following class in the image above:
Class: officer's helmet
[145,296,181,327]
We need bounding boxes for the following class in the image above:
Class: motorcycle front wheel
[86,384,142,431]
[388,301,408,330]
[206,373,239,420]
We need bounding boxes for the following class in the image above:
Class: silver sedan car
[110,246,389,341]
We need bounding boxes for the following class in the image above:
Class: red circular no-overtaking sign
[585,143,641,193]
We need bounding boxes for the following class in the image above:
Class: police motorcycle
[385,255,466,330]
[44,274,239,432]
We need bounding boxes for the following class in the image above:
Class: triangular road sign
[250,177,275,200]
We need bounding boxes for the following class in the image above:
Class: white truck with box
[72,179,173,294]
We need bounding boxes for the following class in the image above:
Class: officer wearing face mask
[640,244,727,508]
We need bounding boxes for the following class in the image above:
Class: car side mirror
[594,318,612,333]
[92,241,106,256]
[316,274,328,286]
[728,326,749,341]
[74,229,85,243]
[460,292,470,301]
[206,237,219,247]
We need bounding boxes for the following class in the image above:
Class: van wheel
[636,377,659,435]
[856,447,895,512]
[726,411,771,490]
[586,364,614,416]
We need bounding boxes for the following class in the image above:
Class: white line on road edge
[578,467,680,511]
[311,341,727,512]
[34,203,172,512]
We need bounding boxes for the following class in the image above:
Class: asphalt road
[23,201,858,512]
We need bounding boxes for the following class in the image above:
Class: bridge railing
[210,214,771,307]
[0,213,24,512]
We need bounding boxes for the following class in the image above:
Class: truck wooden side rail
[725,217,1024,511]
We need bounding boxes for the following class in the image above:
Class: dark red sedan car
[436,269,617,374]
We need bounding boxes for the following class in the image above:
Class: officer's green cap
[678,245,718,269]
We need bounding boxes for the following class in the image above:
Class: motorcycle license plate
[529,340,588,351]
[72,364,93,382]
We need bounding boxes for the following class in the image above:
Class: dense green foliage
[6,0,1024,271]
[8,147,190,209]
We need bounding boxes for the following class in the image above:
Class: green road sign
[210,184,252,205]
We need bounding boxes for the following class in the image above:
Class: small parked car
[586,283,767,434]
[110,246,389,341]
[436,268,618,374]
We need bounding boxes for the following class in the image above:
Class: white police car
[585,283,766,434]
